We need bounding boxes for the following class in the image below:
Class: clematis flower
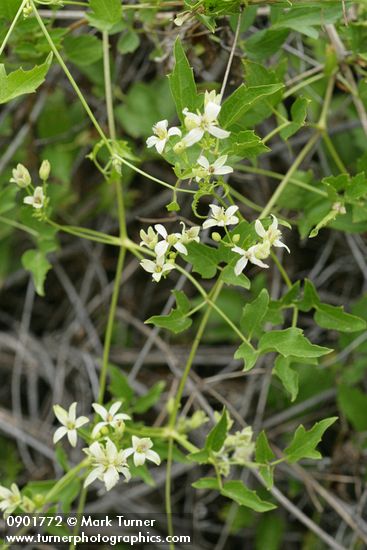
[140,255,175,282]
[0,484,22,516]
[196,155,233,181]
[154,224,188,256]
[255,215,290,253]
[23,186,45,209]
[146,120,181,154]
[231,243,270,275]
[181,100,230,147]
[204,89,221,106]
[179,222,200,245]
[84,438,131,491]
[140,227,158,250]
[10,164,31,188]
[123,436,161,467]
[92,402,131,438]
[53,402,89,447]
[203,204,239,230]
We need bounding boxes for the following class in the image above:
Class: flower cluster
[214,426,255,477]
[139,222,200,282]
[231,215,290,275]
[10,160,51,211]
[0,484,34,516]
[52,401,161,492]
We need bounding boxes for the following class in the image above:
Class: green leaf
[168,38,198,121]
[0,54,52,105]
[280,97,309,140]
[337,385,367,431]
[21,249,51,297]
[117,30,140,54]
[259,328,332,359]
[255,431,275,489]
[146,290,192,334]
[221,481,276,512]
[224,130,269,158]
[108,365,134,402]
[284,417,338,463]
[234,342,259,371]
[87,0,122,31]
[219,84,284,129]
[186,241,220,279]
[0,0,21,19]
[245,29,289,61]
[187,449,210,464]
[242,289,269,338]
[273,356,299,402]
[314,303,366,333]
[205,409,228,452]
[133,382,166,414]
[220,264,251,289]
[63,35,103,66]
[296,279,320,312]
[192,477,219,490]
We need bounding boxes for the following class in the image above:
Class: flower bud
[232,234,240,244]
[10,164,31,188]
[212,232,221,242]
[173,141,186,154]
[39,160,51,181]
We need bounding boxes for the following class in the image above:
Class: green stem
[322,132,347,173]
[47,219,122,246]
[0,0,27,57]
[103,30,116,141]
[283,72,325,99]
[0,216,39,237]
[262,121,290,144]
[259,132,320,219]
[165,281,223,549]
[45,459,89,503]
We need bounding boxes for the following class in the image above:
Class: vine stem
[165,280,223,550]
[0,0,27,57]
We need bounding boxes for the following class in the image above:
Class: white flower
[0,484,22,515]
[84,439,131,491]
[10,164,31,187]
[123,436,161,467]
[204,90,221,106]
[146,120,181,154]
[154,224,188,256]
[23,186,45,209]
[232,243,270,275]
[92,402,131,438]
[196,155,233,181]
[182,101,230,147]
[179,222,200,245]
[255,215,290,253]
[140,227,158,250]
[140,255,175,282]
[202,204,239,230]
[53,402,89,448]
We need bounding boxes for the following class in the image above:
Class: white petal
[53,426,68,444]
[155,240,169,257]
[250,257,269,269]
[84,467,104,488]
[235,256,248,275]
[154,119,168,132]
[106,438,118,460]
[140,259,156,274]
[23,196,34,206]
[152,272,162,282]
[133,452,146,467]
[213,155,228,168]
[274,240,290,253]
[226,205,238,217]
[91,422,106,438]
[109,402,122,417]
[118,466,131,482]
[197,155,210,169]
[146,136,158,148]
[228,215,239,226]
[75,416,89,428]
[88,441,105,461]
[145,450,161,465]
[67,429,78,448]
[155,139,166,154]
[53,405,68,426]
[214,165,233,175]
[154,224,167,239]
[202,219,218,229]
[205,101,221,121]
[208,125,230,139]
[68,402,77,422]
[270,214,278,230]
[183,128,204,147]
[167,126,182,137]
[255,219,266,238]
[174,242,187,255]
[114,413,131,421]
[92,403,108,421]
[122,447,134,460]
[209,204,222,217]
[231,246,246,255]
